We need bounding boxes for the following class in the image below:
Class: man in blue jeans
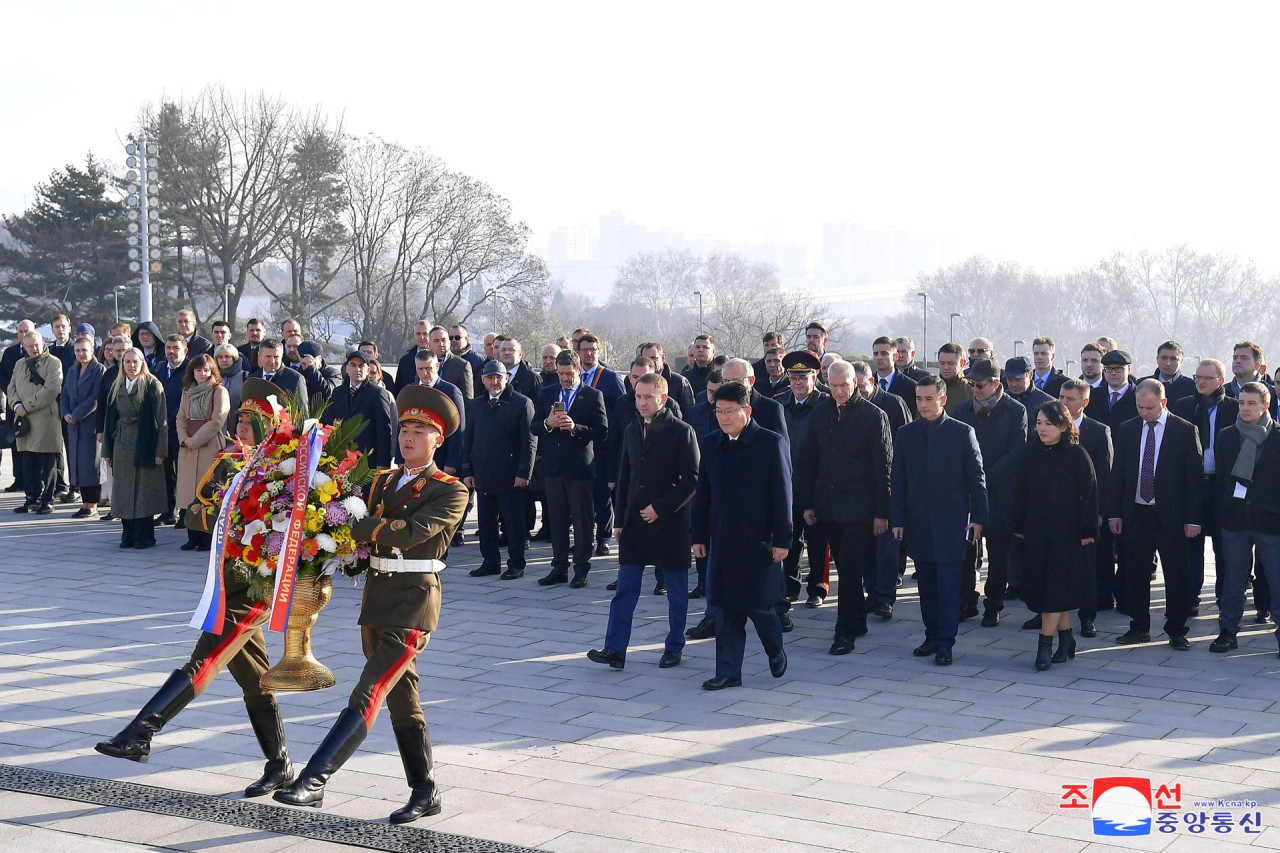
[588,374,700,669]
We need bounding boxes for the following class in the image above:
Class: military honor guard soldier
[275,384,468,823]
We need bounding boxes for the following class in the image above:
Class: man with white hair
[0,319,35,492]
[720,358,790,450]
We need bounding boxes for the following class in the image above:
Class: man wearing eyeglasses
[448,324,485,398]
[1085,350,1139,431]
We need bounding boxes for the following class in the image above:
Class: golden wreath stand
[260,574,336,692]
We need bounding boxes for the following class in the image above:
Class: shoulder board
[369,468,396,490]
[431,470,460,484]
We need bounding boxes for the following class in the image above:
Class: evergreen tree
[0,155,131,333]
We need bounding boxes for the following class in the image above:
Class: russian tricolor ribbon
[267,426,324,632]
[190,461,253,635]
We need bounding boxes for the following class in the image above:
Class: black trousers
[477,490,527,572]
[8,448,26,488]
[544,476,594,576]
[21,451,57,508]
[120,516,157,547]
[982,535,1012,612]
[593,474,614,544]
[782,507,829,600]
[163,446,178,515]
[1120,504,1193,637]
[827,521,874,640]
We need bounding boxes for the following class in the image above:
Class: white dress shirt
[1134,411,1168,506]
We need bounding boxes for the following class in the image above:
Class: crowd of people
[5,313,1280,684]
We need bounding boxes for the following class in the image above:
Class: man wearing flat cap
[1004,356,1055,441]
[461,359,537,579]
[320,351,395,468]
[277,384,468,823]
[296,340,342,403]
[1085,349,1139,432]
[954,358,1027,627]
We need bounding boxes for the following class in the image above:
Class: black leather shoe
[569,576,587,589]
[1079,619,1097,638]
[1209,632,1238,653]
[913,640,938,657]
[658,651,681,668]
[451,531,465,547]
[389,725,441,823]
[701,676,741,691]
[606,580,618,590]
[469,565,501,577]
[587,647,625,669]
[873,603,892,619]
[179,541,199,551]
[653,582,667,596]
[689,584,705,599]
[686,616,715,640]
[934,648,953,665]
[274,708,369,809]
[806,595,825,608]
[35,505,53,515]
[537,572,568,586]
[780,612,794,633]
[1255,612,1271,624]
[959,604,979,621]
[829,637,855,656]
[244,701,294,797]
[1115,630,1151,645]
[1188,606,1200,617]
[1169,634,1191,651]
[95,670,196,762]
[768,648,788,678]
[11,504,31,514]
[157,514,177,526]
[1022,615,1041,630]
[594,541,611,557]
[501,568,525,580]
[981,609,1001,628]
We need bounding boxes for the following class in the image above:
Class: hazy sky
[4,0,1280,274]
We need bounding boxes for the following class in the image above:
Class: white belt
[369,556,445,574]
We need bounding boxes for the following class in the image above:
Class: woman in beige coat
[175,354,229,551]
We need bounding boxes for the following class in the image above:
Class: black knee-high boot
[389,724,442,823]
[244,701,295,797]
[94,670,195,761]
[273,708,367,809]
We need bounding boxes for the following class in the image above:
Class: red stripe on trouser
[363,629,422,727]
[191,602,268,691]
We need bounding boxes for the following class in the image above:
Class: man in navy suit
[1227,340,1278,417]
[402,351,466,478]
[872,336,919,417]
[576,333,626,556]
[1172,358,1247,617]
[532,349,608,588]
[954,359,1026,627]
[461,360,536,580]
[1059,379,1114,637]
[892,376,988,665]
[1084,349,1138,431]
[1107,379,1204,649]
[1150,341,1196,404]
[250,339,309,420]
[691,381,792,690]
[1029,337,1067,398]
[321,352,395,469]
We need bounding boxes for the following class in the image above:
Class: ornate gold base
[260,575,337,692]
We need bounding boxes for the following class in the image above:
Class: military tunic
[348,462,468,728]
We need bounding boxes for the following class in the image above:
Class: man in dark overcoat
[691,381,792,690]
[891,376,988,665]
[588,373,699,670]
[320,351,395,469]
[461,360,536,579]
[777,352,830,609]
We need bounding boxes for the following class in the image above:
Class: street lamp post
[1014,339,1025,357]
[223,285,234,324]
[124,135,161,322]
[113,285,125,324]
[1066,358,1077,378]
[949,312,962,344]
[693,290,704,333]
[917,292,928,370]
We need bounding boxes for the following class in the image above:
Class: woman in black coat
[1012,401,1099,671]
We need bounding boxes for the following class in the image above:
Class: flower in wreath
[322,502,350,526]
[315,479,340,504]
[241,518,268,546]
[278,457,297,478]
[314,532,337,554]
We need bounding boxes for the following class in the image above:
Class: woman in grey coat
[103,348,169,549]
[215,344,247,433]
[60,336,105,518]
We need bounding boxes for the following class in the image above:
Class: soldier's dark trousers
[349,625,431,728]
[181,596,273,703]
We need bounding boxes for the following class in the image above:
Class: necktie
[489,397,499,410]
[1197,402,1213,451]
[1139,422,1157,503]
[349,385,357,403]
[880,378,889,392]
[643,421,650,442]
[838,402,846,421]
[1109,391,1119,411]
[264,373,273,383]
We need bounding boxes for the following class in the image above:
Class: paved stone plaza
[2,457,1280,852]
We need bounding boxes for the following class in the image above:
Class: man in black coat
[751,331,784,387]
[1171,358,1247,617]
[531,349,608,587]
[872,335,919,417]
[894,336,932,385]
[461,360,536,580]
[691,381,791,690]
[297,341,342,404]
[497,336,542,402]
[1227,341,1278,417]
[152,335,190,524]
[588,373,699,670]
[720,359,790,449]
[1107,379,1204,649]
[448,323,486,398]
[238,317,266,373]
[321,352,395,469]
[1150,340,1196,404]
[576,333,626,556]
[854,359,911,616]
[639,342,695,416]
[759,348,789,399]
[175,310,212,358]
[1059,379,1114,637]
[1085,349,1138,432]
[954,359,1028,626]
[776,352,830,610]
[1029,337,1067,398]
[797,360,892,656]
[1005,356,1055,440]
[426,326,473,403]
[682,334,716,399]
[250,340,309,420]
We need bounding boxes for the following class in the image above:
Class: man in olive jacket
[7,331,64,513]
[588,373,699,670]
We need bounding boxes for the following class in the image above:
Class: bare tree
[606,248,701,340]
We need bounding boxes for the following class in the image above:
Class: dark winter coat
[615,408,699,569]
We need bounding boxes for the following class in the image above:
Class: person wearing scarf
[1212,381,1280,654]
[175,354,230,550]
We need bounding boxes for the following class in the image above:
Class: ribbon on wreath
[267,424,325,632]
[189,444,266,635]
